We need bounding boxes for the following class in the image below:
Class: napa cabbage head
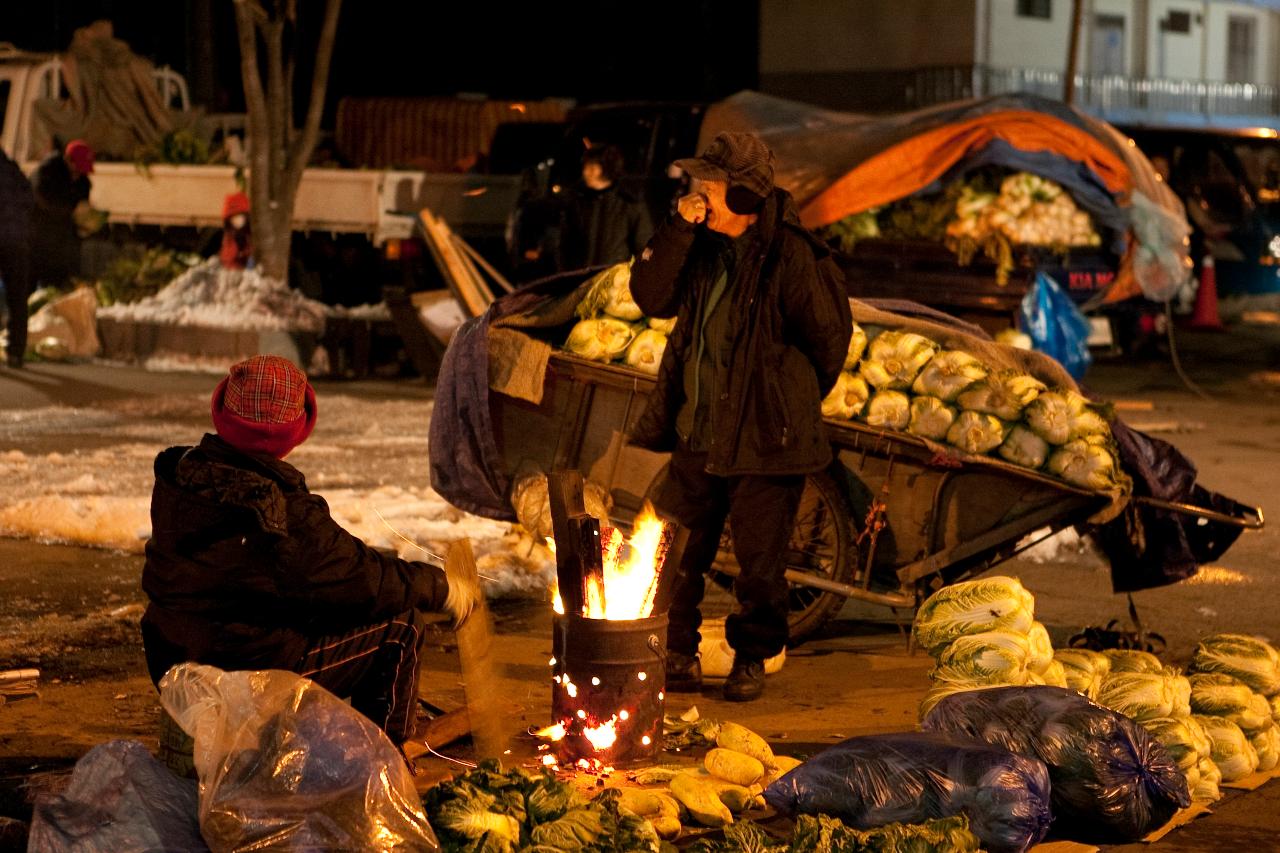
[577,261,643,321]
[624,329,667,376]
[844,322,869,370]
[1048,438,1125,491]
[1097,672,1176,722]
[1189,633,1280,697]
[821,371,870,420]
[1024,390,1074,445]
[912,350,988,401]
[1024,622,1054,674]
[1144,717,1208,771]
[956,370,1046,421]
[1251,725,1280,772]
[565,317,636,362]
[907,395,956,441]
[1190,673,1255,717]
[947,410,1007,455]
[999,424,1049,469]
[859,330,938,389]
[863,389,911,430]
[932,629,1032,683]
[1104,649,1167,675]
[912,575,1035,656]
[1195,715,1259,782]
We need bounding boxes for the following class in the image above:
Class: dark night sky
[4,1,759,116]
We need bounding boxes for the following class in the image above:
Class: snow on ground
[0,393,553,598]
[1015,526,1103,565]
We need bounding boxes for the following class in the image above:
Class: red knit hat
[65,139,95,174]
[222,191,250,220]
[211,356,317,458]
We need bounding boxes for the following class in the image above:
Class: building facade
[760,0,1280,127]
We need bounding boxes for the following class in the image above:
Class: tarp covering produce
[762,731,1052,853]
[923,685,1191,843]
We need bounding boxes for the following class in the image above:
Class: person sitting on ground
[140,355,476,747]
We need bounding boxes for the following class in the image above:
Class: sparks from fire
[549,502,669,620]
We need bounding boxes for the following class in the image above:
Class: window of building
[1017,0,1052,20]
[1161,11,1192,34]
[1091,15,1126,76]
[1227,15,1257,83]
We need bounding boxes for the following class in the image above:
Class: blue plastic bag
[1020,272,1092,380]
[922,685,1190,844]
[763,731,1052,853]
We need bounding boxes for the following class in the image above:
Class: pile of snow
[0,397,554,598]
[1016,526,1102,564]
[97,260,328,333]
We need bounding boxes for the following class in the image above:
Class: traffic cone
[1188,255,1225,330]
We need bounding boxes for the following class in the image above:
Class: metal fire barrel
[551,612,667,765]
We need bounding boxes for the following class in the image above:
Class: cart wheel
[772,469,857,643]
[645,466,857,645]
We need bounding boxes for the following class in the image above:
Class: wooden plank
[1222,765,1280,790]
[453,230,514,294]
[1142,801,1213,842]
[445,538,507,759]
[403,707,473,758]
[547,470,589,617]
[419,209,490,318]
[650,523,689,616]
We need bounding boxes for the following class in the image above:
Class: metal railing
[874,64,1280,124]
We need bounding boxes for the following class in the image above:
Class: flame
[535,723,566,741]
[546,504,670,621]
[583,717,619,751]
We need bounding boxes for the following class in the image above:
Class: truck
[0,42,562,271]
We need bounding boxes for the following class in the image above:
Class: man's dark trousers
[655,444,805,662]
[0,238,30,363]
[295,607,431,744]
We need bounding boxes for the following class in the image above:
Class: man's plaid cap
[673,132,775,199]
[223,355,308,424]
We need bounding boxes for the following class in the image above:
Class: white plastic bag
[159,663,439,852]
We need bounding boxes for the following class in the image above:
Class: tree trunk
[231,0,342,283]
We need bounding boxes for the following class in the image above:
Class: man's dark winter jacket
[557,183,653,271]
[628,189,852,475]
[140,434,448,685]
[0,151,33,243]
[30,153,90,283]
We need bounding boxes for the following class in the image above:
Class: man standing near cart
[628,132,851,701]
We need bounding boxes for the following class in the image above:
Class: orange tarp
[798,110,1135,229]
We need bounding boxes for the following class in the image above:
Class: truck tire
[645,466,858,645]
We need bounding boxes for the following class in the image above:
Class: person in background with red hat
[140,355,477,749]
[219,191,253,269]
[30,139,94,291]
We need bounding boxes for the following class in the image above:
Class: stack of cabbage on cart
[563,261,672,376]
[824,322,1126,492]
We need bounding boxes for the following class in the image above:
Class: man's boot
[723,656,765,702]
[665,651,702,692]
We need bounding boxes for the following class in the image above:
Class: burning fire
[549,502,669,621]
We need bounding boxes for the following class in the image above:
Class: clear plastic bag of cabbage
[913,576,1035,657]
[947,410,1007,454]
[908,395,956,440]
[821,371,870,420]
[624,329,667,376]
[843,322,868,370]
[998,424,1049,469]
[956,371,1046,421]
[1250,724,1280,772]
[1194,715,1259,782]
[912,350,988,401]
[1048,437,1125,491]
[1054,649,1111,700]
[576,261,643,321]
[863,389,911,430]
[859,330,938,389]
[1188,633,1280,697]
[922,685,1191,844]
[932,630,1032,685]
[761,731,1052,853]
[919,682,1002,721]
[564,317,636,362]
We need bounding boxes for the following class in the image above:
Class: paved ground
[0,319,1277,849]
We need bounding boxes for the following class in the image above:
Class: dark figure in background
[140,356,478,748]
[219,191,253,269]
[627,132,851,702]
[556,144,653,271]
[0,148,34,368]
[30,140,94,291]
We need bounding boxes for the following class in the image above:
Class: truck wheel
[645,466,857,645]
